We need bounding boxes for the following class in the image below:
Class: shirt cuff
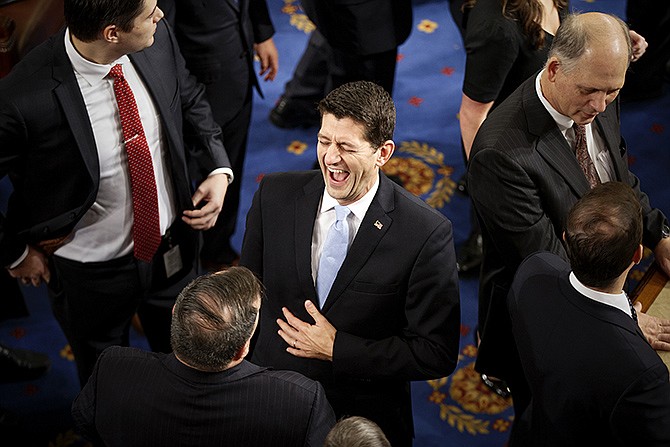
[209,168,234,184]
[8,246,29,270]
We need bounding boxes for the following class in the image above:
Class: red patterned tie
[573,123,600,189]
[109,64,161,262]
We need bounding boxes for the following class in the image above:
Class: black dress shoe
[269,96,320,129]
[457,231,483,275]
[0,344,50,382]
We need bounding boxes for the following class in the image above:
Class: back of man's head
[565,182,642,289]
[64,0,146,42]
[318,81,396,148]
[323,416,391,447]
[170,267,262,371]
[547,12,632,73]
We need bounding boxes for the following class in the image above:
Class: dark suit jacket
[240,171,460,446]
[300,0,413,56]
[508,252,670,446]
[159,0,274,125]
[72,347,336,446]
[467,74,669,381]
[0,21,230,266]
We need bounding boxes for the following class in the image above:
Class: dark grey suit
[73,347,335,446]
[509,252,670,446]
[467,74,668,415]
[240,171,460,447]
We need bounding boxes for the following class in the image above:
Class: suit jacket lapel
[295,173,324,304]
[129,51,173,139]
[52,30,99,185]
[535,130,590,195]
[322,173,394,313]
[522,77,590,196]
[129,46,192,209]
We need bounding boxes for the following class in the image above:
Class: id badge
[163,244,183,279]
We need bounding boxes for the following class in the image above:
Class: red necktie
[573,123,600,189]
[108,64,161,262]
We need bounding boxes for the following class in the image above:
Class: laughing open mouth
[327,166,349,183]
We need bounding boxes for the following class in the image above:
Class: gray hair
[323,417,391,447]
[547,12,632,73]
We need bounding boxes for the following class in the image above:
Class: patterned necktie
[317,205,351,307]
[108,64,161,263]
[627,295,638,323]
[573,123,600,188]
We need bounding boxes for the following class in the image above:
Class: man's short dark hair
[565,182,642,289]
[170,267,262,371]
[64,0,146,42]
[318,81,396,149]
[323,416,391,447]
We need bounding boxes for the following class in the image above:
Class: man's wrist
[208,168,233,183]
[7,245,29,270]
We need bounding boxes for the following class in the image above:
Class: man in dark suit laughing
[241,80,461,447]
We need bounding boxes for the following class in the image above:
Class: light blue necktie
[317,205,351,307]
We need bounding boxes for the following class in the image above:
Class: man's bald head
[547,12,632,73]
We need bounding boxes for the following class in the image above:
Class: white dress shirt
[311,174,380,284]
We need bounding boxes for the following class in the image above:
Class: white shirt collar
[320,172,380,222]
[535,69,575,134]
[569,272,633,318]
[64,28,129,88]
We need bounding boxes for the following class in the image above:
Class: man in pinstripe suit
[72,267,335,447]
[468,12,670,445]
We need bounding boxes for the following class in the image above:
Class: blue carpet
[1,0,668,445]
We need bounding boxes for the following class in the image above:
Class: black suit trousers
[49,254,147,386]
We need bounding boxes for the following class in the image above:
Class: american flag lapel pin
[374,220,383,230]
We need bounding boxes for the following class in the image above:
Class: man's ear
[233,340,251,361]
[102,25,119,43]
[376,140,395,168]
[632,244,644,265]
[546,57,561,82]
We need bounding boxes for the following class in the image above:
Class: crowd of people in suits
[1,0,670,445]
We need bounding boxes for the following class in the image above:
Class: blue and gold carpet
[1,0,668,445]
